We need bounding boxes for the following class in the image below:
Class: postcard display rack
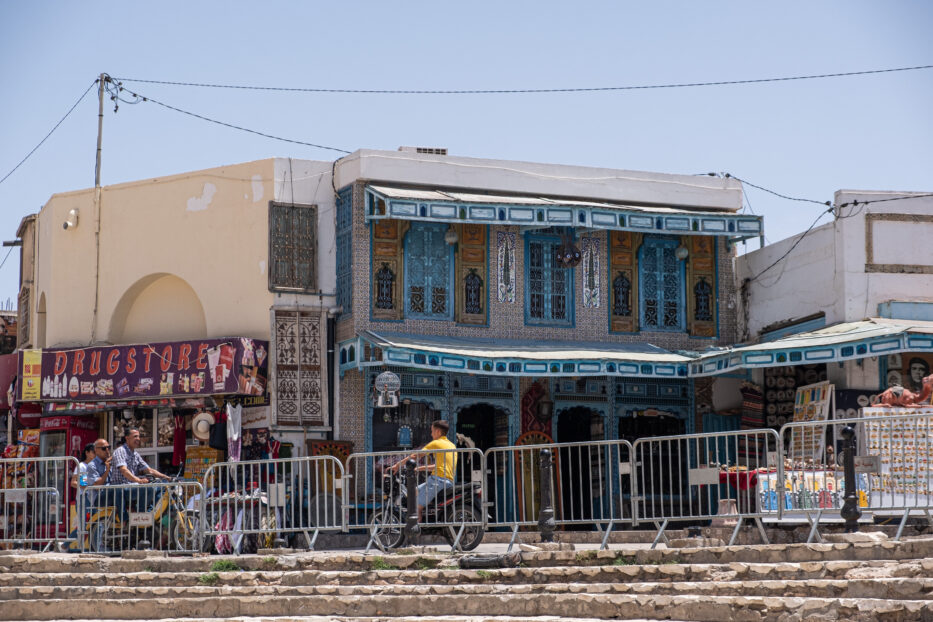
[861,406,933,513]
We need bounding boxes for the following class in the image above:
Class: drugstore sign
[19,338,269,402]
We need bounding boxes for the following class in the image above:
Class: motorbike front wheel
[369,508,406,552]
[443,504,485,552]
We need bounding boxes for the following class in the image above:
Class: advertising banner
[18,337,268,402]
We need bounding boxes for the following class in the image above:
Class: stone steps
[4,538,933,621]
[3,593,932,621]
[3,577,933,600]
[2,537,931,573]
[1,559,931,588]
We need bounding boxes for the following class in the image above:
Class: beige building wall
[26,159,280,348]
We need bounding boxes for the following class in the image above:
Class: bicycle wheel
[369,507,405,552]
[171,509,207,552]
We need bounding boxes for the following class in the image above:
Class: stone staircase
[2,538,933,621]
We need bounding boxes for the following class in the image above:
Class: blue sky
[1,2,931,305]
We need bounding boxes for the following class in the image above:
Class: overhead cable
[114,84,352,154]
[0,80,99,186]
[113,64,933,95]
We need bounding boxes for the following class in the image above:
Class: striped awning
[364,185,763,240]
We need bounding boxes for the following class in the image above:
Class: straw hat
[192,411,216,442]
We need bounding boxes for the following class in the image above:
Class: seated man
[389,420,458,521]
[108,427,170,522]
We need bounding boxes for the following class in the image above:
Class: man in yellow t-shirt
[390,420,457,519]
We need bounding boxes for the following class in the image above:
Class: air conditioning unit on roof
[398,146,448,155]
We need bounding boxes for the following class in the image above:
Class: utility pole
[94,74,107,187]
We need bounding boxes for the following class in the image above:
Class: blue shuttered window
[405,223,453,320]
[525,235,572,326]
[639,236,684,331]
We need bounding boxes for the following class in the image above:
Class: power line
[744,207,834,284]
[0,246,15,271]
[113,64,933,95]
[115,84,352,154]
[722,173,831,208]
[0,80,99,186]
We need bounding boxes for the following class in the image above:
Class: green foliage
[475,570,493,580]
[261,556,277,566]
[210,560,241,572]
[370,556,399,571]
[143,566,155,573]
[198,572,219,586]
[574,550,597,563]
[414,557,439,570]
[612,555,636,566]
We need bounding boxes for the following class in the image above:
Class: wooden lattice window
[525,235,571,326]
[269,203,317,292]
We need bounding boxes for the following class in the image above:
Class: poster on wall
[894,353,933,393]
[19,338,268,402]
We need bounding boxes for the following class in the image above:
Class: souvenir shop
[9,337,276,479]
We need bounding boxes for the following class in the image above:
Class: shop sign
[242,406,271,430]
[21,349,42,401]
[19,338,269,402]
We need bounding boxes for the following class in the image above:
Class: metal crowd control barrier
[76,480,205,554]
[344,448,485,552]
[484,440,634,550]
[0,456,78,551]
[201,456,345,554]
[780,411,933,543]
[632,428,780,548]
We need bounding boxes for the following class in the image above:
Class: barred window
[404,223,453,320]
[269,203,317,292]
[525,235,572,326]
[639,236,684,331]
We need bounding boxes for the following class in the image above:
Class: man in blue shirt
[84,438,113,507]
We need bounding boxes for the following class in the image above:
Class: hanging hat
[192,411,216,442]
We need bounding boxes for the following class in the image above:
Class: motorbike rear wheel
[370,507,405,552]
[443,504,485,551]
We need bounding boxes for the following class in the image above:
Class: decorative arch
[108,273,207,344]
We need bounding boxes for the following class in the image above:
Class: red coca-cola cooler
[35,415,99,541]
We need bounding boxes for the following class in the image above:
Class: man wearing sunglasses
[85,439,113,491]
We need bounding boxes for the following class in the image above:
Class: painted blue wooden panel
[404,222,454,320]
[524,234,573,327]
[638,236,685,332]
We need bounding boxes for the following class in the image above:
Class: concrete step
[1,559,931,588]
[3,537,933,574]
[24,618,653,622]
[3,593,932,621]
[3,577,933,601]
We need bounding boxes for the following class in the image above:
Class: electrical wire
[723,173,831,208]
[0,80,99,186]
[744,207,834,284]
[0,246,15,271]
[112,64,933,95]
[115,83,352,154]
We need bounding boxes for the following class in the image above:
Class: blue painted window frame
[335,186,353,314]
[524,233,574,327]
[638,236,685,332]
[404,222,454,321]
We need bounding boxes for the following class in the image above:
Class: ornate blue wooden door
[405,223,453,319]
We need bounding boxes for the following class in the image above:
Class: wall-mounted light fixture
[675,244,689,261]
[63,208,79,231]
[444,224,459,245]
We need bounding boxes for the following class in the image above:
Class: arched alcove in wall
[108,273,207,344]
